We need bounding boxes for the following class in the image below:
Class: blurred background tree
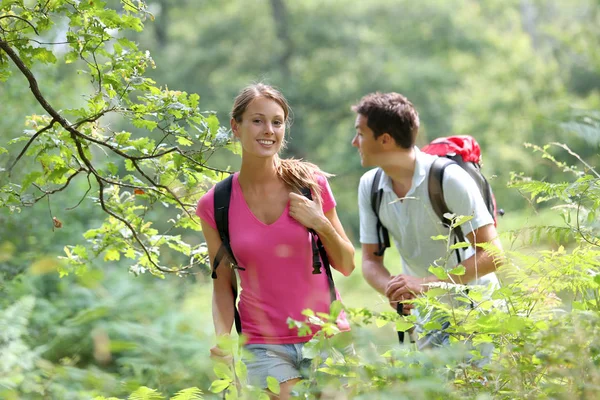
[132,0,600,238]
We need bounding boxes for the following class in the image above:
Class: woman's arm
[314,207,356,276]
[200,218,236,337]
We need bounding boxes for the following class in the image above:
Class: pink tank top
[196,173,349,344]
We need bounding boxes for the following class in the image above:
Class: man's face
[351,114,381,167]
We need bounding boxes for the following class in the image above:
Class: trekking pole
[396,303,404,344]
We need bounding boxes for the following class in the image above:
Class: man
[351,92,503,349]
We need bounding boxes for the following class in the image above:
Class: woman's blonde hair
[231,83,331,199]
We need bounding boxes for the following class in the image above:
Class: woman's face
[232,96,286,159]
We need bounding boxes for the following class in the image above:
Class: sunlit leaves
[0,0,243,276]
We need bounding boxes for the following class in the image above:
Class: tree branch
[70,131,175,274]
[1,37,204,273]
[66,172,93,210]
[131,159,196,221]
[0,15,40,35]
[8,119,57,174]
[32,167,85,200]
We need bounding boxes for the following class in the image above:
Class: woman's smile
[257,139,276,147]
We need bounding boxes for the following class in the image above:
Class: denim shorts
[243,333,355,389]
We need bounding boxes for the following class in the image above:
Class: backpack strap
[370,168,390,256]
[428,157,464,263]
[300,187,337,304]
[212,175,243,334]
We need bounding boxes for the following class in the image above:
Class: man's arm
[385,223,504,300]
[361,243,391,295]
[444,222,503,284]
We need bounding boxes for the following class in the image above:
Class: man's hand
[385,274,430,309]
[389,296,414,314]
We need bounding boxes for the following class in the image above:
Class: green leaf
[395,320,414,332]
[449,265,466,275]
[234,359,247,382]
[423,321,443,331]
[425,287,448,298]
[107,162,119,175]
[375,318,389,328]
[503,316,527,334]
[452,215,474,227]
[0,68,11,81]
[109,341,138,352]
[266,376,280,395]
[430,234,448,241]
[428,265,448,280]
[125,159,136,171]
[209,379,230,394]
[213,362,233,380]
[47,167,71,183]
[206,114,220,136]
[31,47,57,64]
[300,339,319,359]
[116,131,131,145]
[104,248,121,261]
[21,171,43,192]
[449,242,469,250]
[177,136,194,146]
[329,300,343,319]
[132,119,157,131]
[492,287,514,300]
[317,367,343,376]
[64,51,79,64]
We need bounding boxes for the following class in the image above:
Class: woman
[196,83,355,398]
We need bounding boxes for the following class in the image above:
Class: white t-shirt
[358,147,499,289]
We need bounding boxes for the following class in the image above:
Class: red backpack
[370,135,502,257]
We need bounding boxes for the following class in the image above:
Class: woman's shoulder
[196,174,239,225]
[198,173,239,205]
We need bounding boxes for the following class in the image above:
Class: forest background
[1,0,599,399]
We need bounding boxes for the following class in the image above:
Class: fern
[0,296,35,342]
[128,386,164,400]
[0,296,39,381]
[171,387,204,400]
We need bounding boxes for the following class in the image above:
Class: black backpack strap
[370,168,390,256]
[300,187,337,304]
[212,175,243,334]
[428,157,464,263]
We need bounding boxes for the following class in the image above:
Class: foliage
[0,267,215,399]
[2,1,600,399]
[195,142,600,399]
[0,0,235,277]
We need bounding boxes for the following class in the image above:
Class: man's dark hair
[351,92,420,149]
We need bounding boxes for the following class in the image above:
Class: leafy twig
[8,119,57,174]
[0,15,40,35]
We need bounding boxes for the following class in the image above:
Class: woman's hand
[288,192,326,231]
[209,345,233,364]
